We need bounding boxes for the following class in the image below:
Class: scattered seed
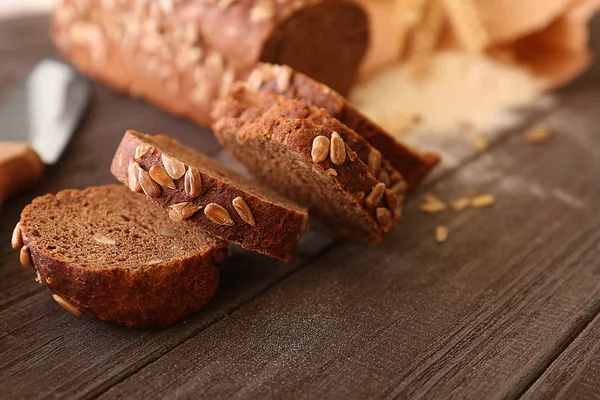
[523,124,552,144]
[204,203,234,226]
[471,194,495,208]
[134,144,153,159]
[19,246,32,268]
[474,136,488,152]
[184,167,203,198]
[311,135,330,163]
[149,165,176,189]
[330,131,346,165]
[368,148,382,177]
[93,234,116,245]
[420,194,447,214]
[232,196,256,226]
[376,207,392,226]
[451,197,471,211]
[52,294,82,317]
[365,183,386,209]
[378,170,392,187]
[161,153,186,179]
[138,169,162,198]
[128,160,142,192]
[436,225,449,243]
[168,202,202,221]
[146,259,162,265]
[11,223,23,250]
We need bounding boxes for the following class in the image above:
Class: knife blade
[0,59,91,203]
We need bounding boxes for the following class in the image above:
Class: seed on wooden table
[311,135,330,163]
[451,197,471,211]
[471,194,495,208]
[128,160,142,192]
[184,167,202,198]
[138,169,162,198]
[368,148,381,177]
[330,131,346,165]
[376,207,392,226]
[365,183,386,209]
[420,193,447,214]
[232,196,255,226]
[20,246,32,268]
[168,202,202,221]
[134,144,153,159]
[52,294,82,317]
[11,223,23,250]
[523,123,551,144]
[204,203,234,226]
[161,154,186,179]
[149,165,176,189]
[436,225,449,243]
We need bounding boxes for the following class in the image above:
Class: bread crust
[246,63,441,190]
[110,130,308,261]
[51,0,368,126]
[17,186,227,328]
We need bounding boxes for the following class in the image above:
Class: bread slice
[244,63,441,190]
[110,130,308,262]
[213,117,401,244]
[212,84,409,203]
[12,185,227,327]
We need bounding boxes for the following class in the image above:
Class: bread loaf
[110,130,309,261]
[13,185,227,327]
[52,0,368,126]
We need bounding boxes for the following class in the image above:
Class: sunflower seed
[93,234,116,245]
[471,194,495,208]
[52,294,82,317]
[168,202,203,221]
[128,160,142,192]
[365,183,386,209]
[378,170,392,186]
[11,223,23,250]
[376,207,392,226]
[420,193,447,214]
[435,225,449,243]
[451,197,471,211]
[325,168,337,176]
[19,246,32,268]
[232,196,255,226]
[329,131,346,165]
[368,148,381,177]
[35,271,43,284]
[184,167,202,198]
[204,203,234,226]
[390,180,409,195]
[523,124,551,144]
[149,164,176,189]
[138,169,162,198]
[134,144,153,159]
[311,135,330,163]
[146,259,162,265]
[275,65,292,92]
[161,154,186,179]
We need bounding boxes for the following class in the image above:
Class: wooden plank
[98,85,600,399]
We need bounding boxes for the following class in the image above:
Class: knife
[0,59,91,204]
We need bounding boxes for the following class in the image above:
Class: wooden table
[2,15,600,400]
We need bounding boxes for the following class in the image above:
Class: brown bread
[51,0,368,126]
[245,63,441,190]
[110,130,308,261]
[14,185,228,328]
[213,117,401,244]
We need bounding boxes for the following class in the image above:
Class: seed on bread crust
[204,203,234,226]
[134,144,153,159]
[19,246,32,268]
[250,0,275,22]
[378,170,392,187]
[184,167,202,198]
[149,165,176,189]
[368,148,381,177]
[138,169,162,198]
[365,183,386,209]
[161,154,186,179]
[325,168,337,176]
[330,131,346,165]
[93,234,116,245]
[376,207,392,229]
[390,180,409,195]
[275,65,292,92]
[168,202,203,221]
[11,223,23,250]
[128,160,142,192]
[311,135,330,163]
[232,196,255,226]
[52,294,82,317]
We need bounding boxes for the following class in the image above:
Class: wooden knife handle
[0,142,44,203]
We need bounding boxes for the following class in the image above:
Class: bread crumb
[474,136,489,152]
[420,193,447,213]
[471,194,495,207]
[523,124,551,144]
[451,197,471,211]
[435,225,449,243]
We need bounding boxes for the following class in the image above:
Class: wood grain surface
[2,14,600,400]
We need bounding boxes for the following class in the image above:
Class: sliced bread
[213,117,401,244]
[110,130,308,262]
[12,185,227,327]
[245,63,441,190]
[212,84,408,202]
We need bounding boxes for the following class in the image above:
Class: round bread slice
[12,185,227,328]
[110,130,309,262]
[212,84,409,208]
[213,117,401,244]
[244,63,441,190]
